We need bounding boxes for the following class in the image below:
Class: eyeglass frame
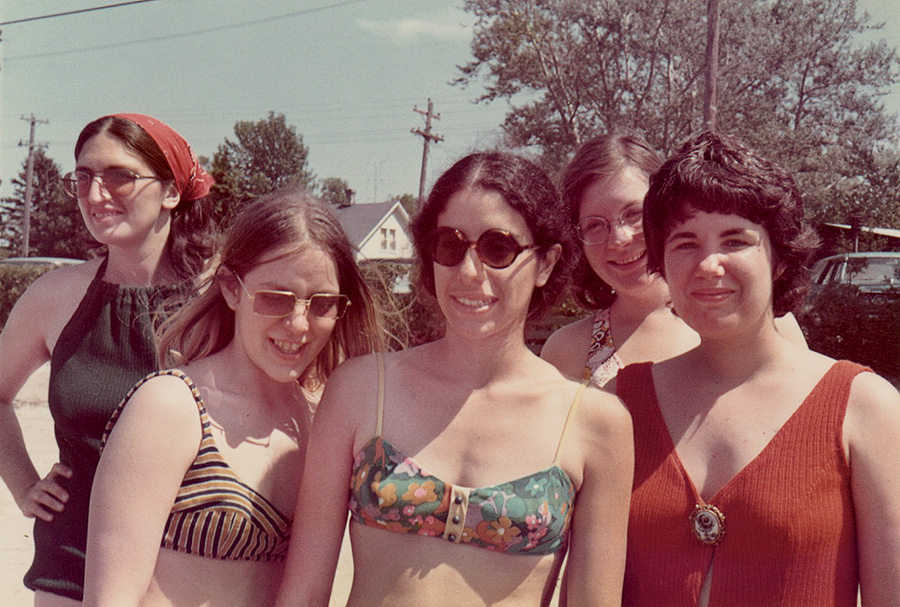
[427,226,542,270]
[62,168,161,199]
[576,207,644,245]
[233,273,350,320]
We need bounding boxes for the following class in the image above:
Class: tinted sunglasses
[63,168,160,199]
[427,227,540,270]
[234,273,350,320]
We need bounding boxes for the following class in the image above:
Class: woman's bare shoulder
[0,258,101,366]
[540,314,594,378]
[577,383,632,434]
[563,382,633,487]
[19,258,100,309]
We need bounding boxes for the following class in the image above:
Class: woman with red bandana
[0,113,214,605]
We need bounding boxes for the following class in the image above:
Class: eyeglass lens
[253,291,348,319]
[63,169,142,198]
[577,206,644,244]
[429,227,535,269]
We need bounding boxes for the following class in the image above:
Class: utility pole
[18,114,49,257]
[411,99,443,209]
[703,0,721,131]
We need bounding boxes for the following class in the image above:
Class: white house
[334,199,414,262]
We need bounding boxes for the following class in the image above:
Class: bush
[798,284,900,386]
[0,265,55,331]
[360,261,444,351]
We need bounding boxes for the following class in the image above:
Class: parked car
[0,256,84,268]
[800,251,900,385]
[808,252,900,304]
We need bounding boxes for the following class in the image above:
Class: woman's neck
[609,276,672,324]
[104,241,177,286]
[434,330,540,388]
[198,343,305,408]
[693,318,788,384]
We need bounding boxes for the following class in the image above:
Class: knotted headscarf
[108,113,214,202]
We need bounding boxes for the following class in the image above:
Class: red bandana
[108,113,214,202]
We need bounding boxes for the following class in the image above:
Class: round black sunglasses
[427,227,540,270]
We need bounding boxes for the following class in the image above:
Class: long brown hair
[559,133,663,310]
[156,188,383,389]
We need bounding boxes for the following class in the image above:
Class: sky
[1,0,898,207]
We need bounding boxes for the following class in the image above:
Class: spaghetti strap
[375,352,385,436]
[553,377,589,464]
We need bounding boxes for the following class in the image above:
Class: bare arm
[844,372,900,606]
[274,356,373,607]
[561,388,633,607]
[83,375,200,607]
[0,271,77,520]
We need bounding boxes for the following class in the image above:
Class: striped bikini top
[102,370,291,562]
[348,355,585,556]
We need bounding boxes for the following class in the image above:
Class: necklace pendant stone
[690,504,725,545]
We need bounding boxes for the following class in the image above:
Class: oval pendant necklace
[690,503,725,545]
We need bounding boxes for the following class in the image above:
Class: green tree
[393,193,418,217]
[456,0,900,207]
[208,112,315,220]
[815,146,900,228]
[0,149,97,258]
[319,177,352,207]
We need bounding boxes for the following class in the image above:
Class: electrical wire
[0,0,166,27]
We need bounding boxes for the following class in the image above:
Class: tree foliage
[319,176,352,207]
[393,193,418,217]
[0,148,98,258]
[208,112,315,220]
[456,0,900,218]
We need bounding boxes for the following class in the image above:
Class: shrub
[360,260,444,351]
[0,265,55,331]
[798,284,900,386]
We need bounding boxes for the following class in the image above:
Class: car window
[846,258,900,286]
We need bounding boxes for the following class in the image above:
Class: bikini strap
[553,377,590,464]
[375,352,385,436]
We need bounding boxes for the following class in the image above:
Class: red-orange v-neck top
[617,360,866,607]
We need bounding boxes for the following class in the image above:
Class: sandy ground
[0,363,355,606]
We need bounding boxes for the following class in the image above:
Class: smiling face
[578,166,661,297]
[663,210,778,340]
[223,245,342,384]
[433,187,559,342]
[74,132,180,249]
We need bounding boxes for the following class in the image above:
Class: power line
[2,0,369,61]
[0,0,165,27]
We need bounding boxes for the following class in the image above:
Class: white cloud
[357,16,473,46]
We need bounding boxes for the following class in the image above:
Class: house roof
[822,222,900,240]
[334,200,409,247]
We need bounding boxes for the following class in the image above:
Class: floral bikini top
[584,308,624,388]
[347,355,586,556]
[103,370,292,562]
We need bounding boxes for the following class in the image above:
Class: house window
[381,228,387,249]
[389,229,396,250]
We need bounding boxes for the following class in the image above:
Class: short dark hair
[410,151,575,320]
[643,131,819,316]
[559,133,663,310]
